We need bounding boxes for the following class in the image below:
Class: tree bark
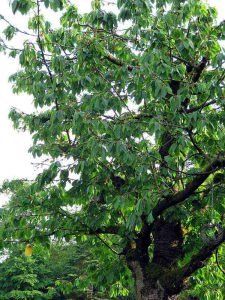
[128,260,166,300]
[125,220,186,300]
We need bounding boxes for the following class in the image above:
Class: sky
[0,0,224,205]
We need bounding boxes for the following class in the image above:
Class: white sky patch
[206,0,225,22]
[0,0,224,206]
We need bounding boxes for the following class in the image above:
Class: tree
[0,0,225,299]
[0,242,131,299]
[0,245,54,299]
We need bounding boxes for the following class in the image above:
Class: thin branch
[187,128,207,159]
[216,247,225,275]
[94,234,119,255]
[36,0,59,110]
[58,208,120,255]
[58,208,120,235]
[186,99,217,114]
[104,53,134,71]
[0,14,37,37]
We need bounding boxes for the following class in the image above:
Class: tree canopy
[0,0,225,299]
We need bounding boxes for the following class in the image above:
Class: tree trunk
[128,260,167,300]
[126,220,185,300]
[87,285,94,299]
[138,286,166,300]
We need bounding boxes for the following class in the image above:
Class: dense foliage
[0,242,131,299]
[0,0,224,299]
[0,246,52,300]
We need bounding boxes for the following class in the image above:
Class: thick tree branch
[90,226,121,235]
[152,157,225,218]
[192,57,209,83]
[181,229,225,279]
[161,229,225,295]
[159,131,175,160]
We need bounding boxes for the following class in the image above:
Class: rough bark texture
[124,158,225,300]
[152,220,184,268]
[125,219,225,300]
[125,220,186,300]
[127,260,166,300]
